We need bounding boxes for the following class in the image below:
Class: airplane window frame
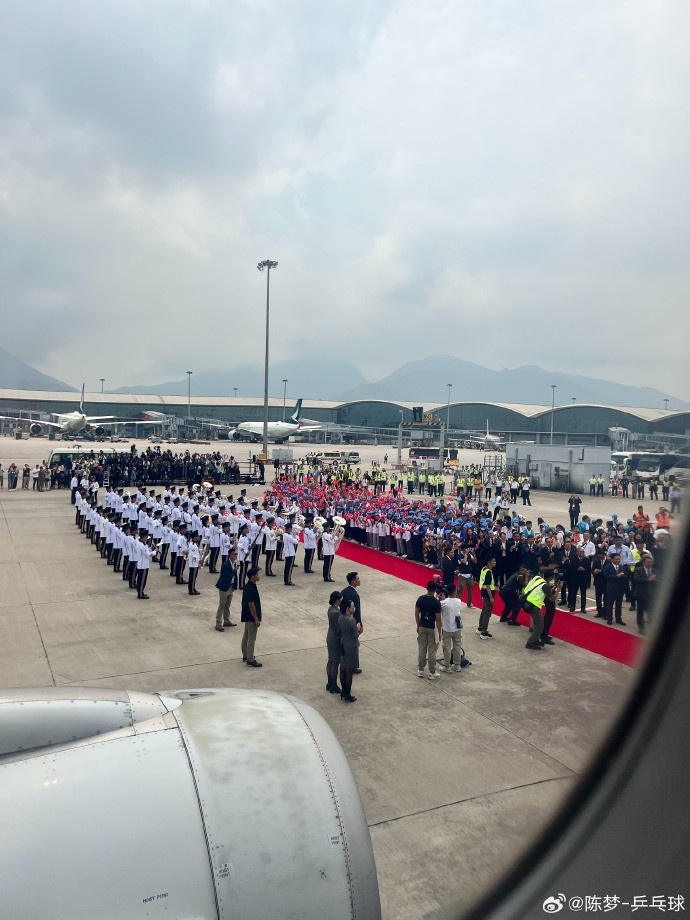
[463,523,690,920]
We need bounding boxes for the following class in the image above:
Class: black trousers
[121,556,129,580]
[304,548,315,572]
[284,555,295,584]
[208,546,220,573]
[188,566,199,594]
[604,589,624,623]
[251,543,261,568]
[128,560,138,588]
[158,543,169,568]
[112,548,122,572]
[238,560,248,588]
[136,568,148,597]
[264,550,275,574]
[567,582,587,611]
[175,556,187,584]
[322,554,334,581]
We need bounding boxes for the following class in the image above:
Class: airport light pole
[446,383,452,432]
[550,384,557,445]
[233,387,238,399]
[100,378,105,394]
[186,371,193,419]
[282,378,288,421]
[257,259,278,457]
[664,398,669,411]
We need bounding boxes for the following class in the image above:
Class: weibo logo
[543,894,566,913]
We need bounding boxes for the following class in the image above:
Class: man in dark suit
[215,548,239,632]
[633,554,657,635]
[602,553,627,625]
[567,547,591,613]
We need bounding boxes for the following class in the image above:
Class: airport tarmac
[0,437,653,919]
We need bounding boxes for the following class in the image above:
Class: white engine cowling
[0,687,380,920]
[30,422,45,436]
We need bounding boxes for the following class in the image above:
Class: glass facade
[2,395,684,439]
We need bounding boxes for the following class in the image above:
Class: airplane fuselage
[53,412,88,433]
[236,421,300,441]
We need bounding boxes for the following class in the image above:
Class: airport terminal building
[0,389,687,448]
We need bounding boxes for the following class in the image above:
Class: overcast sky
[1,0,688,397]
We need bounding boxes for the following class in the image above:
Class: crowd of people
[5,446,679,688]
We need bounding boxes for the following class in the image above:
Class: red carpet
[338,541,644,667]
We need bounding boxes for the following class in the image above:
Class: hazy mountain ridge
[338,355,689,410]
[113,358,367,400]
[0,346,76,392]
[0,347,686,410]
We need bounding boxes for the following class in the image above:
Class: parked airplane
[219,399,321,442]
[0,385,122,437]
[0,386,154,437]
[465,421,505,450]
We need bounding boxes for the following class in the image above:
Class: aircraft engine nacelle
[232,430,244,440]
[0,687,381,920]
[29,422,45,436]
[92,425,107,437]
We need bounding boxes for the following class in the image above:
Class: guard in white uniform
[282,523,299,586]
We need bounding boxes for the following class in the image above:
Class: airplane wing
[0,415,63,429]
[298,424,321,431]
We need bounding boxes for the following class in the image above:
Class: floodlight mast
[257,260,278,457]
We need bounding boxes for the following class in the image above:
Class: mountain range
[0,348,686,410]
[0,346,76,392]
[338,355,690,409]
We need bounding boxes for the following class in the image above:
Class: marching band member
[322,522,336,583]
[303,521,317,573]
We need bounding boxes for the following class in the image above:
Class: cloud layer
[0,0,688,398]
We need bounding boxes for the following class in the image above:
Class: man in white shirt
[303,523,317,573]
[136,531,156,600]
[282,523,299,586]
[321,523,336,582]
[440,586,464,673]
[175,525,189,585]
[187,533,201,595]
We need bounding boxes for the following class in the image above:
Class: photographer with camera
[498,564,530,625]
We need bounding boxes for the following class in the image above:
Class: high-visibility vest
[523,576,547,608]
[629,547,641,572]
[479,566,495,591]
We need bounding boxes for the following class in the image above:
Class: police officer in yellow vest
[522,570,548,650]
[407,468,414,494]
[589,475,597,496]
[418,470,426,494]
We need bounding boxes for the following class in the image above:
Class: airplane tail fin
[288,399,303,424]
[80,384,85,413]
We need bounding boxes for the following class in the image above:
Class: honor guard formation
[7,442,678,694]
